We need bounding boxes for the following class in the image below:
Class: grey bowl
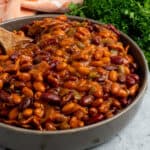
[0,14,148,150]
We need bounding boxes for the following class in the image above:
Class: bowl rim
[0,14,149,135]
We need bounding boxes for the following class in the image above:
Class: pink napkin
[0,0,83,22]
[0,0,35,22]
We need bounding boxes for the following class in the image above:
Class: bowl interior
[0,14,148,134]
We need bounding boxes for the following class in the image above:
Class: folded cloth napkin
[0,0,83,22]
[21,0,83,12]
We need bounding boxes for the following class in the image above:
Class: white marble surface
[0,75,149,150]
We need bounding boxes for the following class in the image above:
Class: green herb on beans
[68,0,150,68]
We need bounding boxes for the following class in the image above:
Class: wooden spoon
[0,27,32,54]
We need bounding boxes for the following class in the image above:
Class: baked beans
[0,15,140,130]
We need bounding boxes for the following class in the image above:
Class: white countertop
[0,75,150,150]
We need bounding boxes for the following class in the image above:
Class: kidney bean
[111,56,124,65]
[106,24,120,36]
[130,63,138,71]
[92,24,100,32]
[80,95,94,106]
[40,92,60,105]
[67,76,78,81]
[0,90,10,102]
[19,97,33,110]
[103,93,110,100]
[61,92,74,106]
[48,60,58,69]
[127,97,133,105]
[33,55,42,64]
[86,114,104,125]
[20,63,32,72]
[120,98,128,106]
[104,65,118,71]
[0,109,9,117]
[88,23,99,32]
[126,74,139,86]
[92,36,100,45]
[131,74,139,82]
[10,52,20,60]
[126,75,135,86]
